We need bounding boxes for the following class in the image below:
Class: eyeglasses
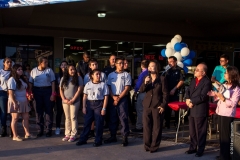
[195,69,203,72]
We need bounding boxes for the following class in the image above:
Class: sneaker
[55,128,61,135]
[13,136,23,141]
[25,134,37,139]
[68,136,76,142]
[130,128,143,133]
[62,136,70,142]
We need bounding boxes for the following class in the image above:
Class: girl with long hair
[60,65,83,142]
[55,61,68,135]
[8,64,36,141]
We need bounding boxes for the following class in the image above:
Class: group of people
[0,52,239,159]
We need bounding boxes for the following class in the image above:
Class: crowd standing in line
[0,53,239,160]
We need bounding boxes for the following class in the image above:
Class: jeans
[0,91,8,127]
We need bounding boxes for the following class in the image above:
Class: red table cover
[168,101,239,118]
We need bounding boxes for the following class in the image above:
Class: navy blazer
[186,76,212,117]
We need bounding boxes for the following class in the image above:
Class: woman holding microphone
[139,60,168,153]
[208,66,240,160]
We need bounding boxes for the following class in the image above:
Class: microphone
[148,71,151,78]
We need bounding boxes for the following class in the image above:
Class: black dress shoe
[185,150,197,154]
[76,141,87,146]
[46,131,52,137]
[104,136,117,144]
[195,152,203,157]
[37,131,43,137]
[93,142,102,147]
[121,136,128,147]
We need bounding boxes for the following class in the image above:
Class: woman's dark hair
[37,56,47,64]
[226,66,240,89]
[61,64,79,90]
[9,64,27,89]
[59,61,68,79]
[89,69,101,81]
[3,57,12,69]
[149,60,161,77]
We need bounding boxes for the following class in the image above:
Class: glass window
[117,42,133,57]
[143,43,166,71]
[64,38,90,66]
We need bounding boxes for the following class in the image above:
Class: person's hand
[215,92,224,100]
[144,76,151,84]
[50,95,55,101]
[158,106,164,114]
[186,99,190,106]
[63,99,69,104]
[113,100,119,106]
[101,109,106,116]
[207,90,216,96]
[82,107,86,114]
[67,99,74,105]
[188,103,193,108]
[13,102,19,111]
[113,96,119,101]
[170,88,176,95]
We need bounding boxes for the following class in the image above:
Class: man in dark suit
[76,52,90,78]
[185,63,212,157]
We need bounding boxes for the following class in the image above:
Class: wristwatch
[102,108,106,111]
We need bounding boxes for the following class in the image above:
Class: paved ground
[0,112,220,160]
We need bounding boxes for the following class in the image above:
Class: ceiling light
[131,48,142,50]
[64,48,66,50]
[72,53,78,55]
[87,49,97,51]
[65,44,70,47]
[97,11,106,18]
[78,51,84,53]
[117,51,125,52]
[153,44,166,47]
[99,46,111,48]
[76,39,88,42]
[117,42,123,44]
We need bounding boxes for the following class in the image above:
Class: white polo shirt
[84,81,109,100]
[0,69,11,91]
[83,72,107,85]
[29,67,55,87]
[107,71,132,95]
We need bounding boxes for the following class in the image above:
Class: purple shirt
[216,85,240,117]
[134,69,148,92]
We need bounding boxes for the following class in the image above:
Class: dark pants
[109,96,129,137]
[0,91,8,127]
[55,96,63,128]
[164,95,179,127]
[128,93,136,125]
[79,100,104,143]
[188,116,208,153]
[143,107,164,152]
[33,87,54,132]
[218,115,233,160]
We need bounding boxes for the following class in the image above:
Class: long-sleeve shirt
[216,85,240,117]
[134,69,148,92]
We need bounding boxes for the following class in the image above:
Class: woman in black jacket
[139,60,168,153]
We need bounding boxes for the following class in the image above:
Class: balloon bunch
[160,34,196,73]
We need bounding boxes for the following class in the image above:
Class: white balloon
[174,52,182,61]
[174,34,182,42]
[165,48,174,57]
[177,61,184,68]
[171,37,180,48]
[166,42,172,49]
[181,47,190,56]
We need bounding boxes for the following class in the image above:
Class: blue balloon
[161,49,166,57]
[189,51,196,59]
[174,43,183,52]
[183,59,193,66]
[182,54,191,61]
[183,66,188,73]
[181,43,188,48]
